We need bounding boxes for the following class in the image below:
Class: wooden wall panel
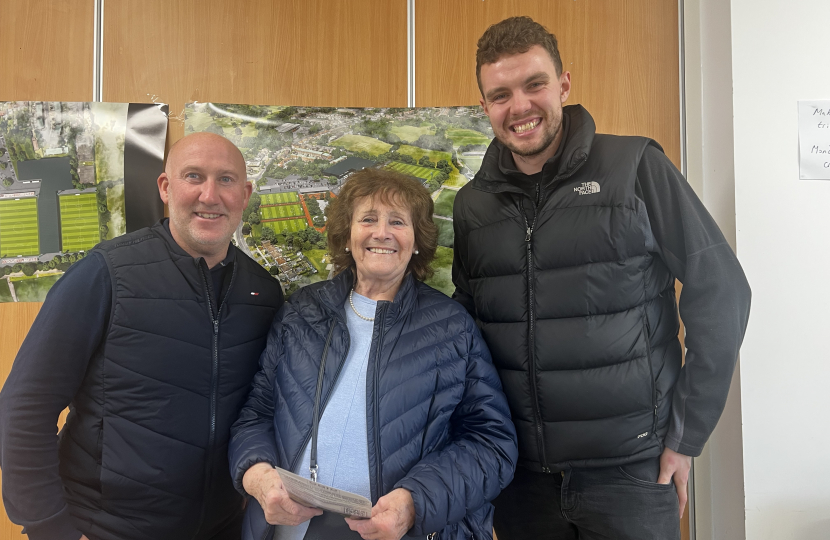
[0,0,94,102]
[103,0,408,144]
[0,2,92,535]
[414,0,681,168]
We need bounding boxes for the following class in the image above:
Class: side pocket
[642,314,658,440]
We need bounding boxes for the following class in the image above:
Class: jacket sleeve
[0,253,110,540]
[228,312,284,494]
[636,145,751,457]
[450,191,477,318]
[394,313,518,536]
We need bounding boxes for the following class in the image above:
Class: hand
[80,536,90,540]
[658,447,692,518]
[242,462,323,526]
[345,488,416,540]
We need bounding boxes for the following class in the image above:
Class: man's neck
[510,130,563,175]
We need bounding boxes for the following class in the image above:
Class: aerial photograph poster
[0,101,168,303]
[185,102,494,297]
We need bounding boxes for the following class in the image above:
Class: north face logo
[574,181,601,195]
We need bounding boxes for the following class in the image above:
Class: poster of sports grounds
[185,102,495,297]
[0,101,167,302]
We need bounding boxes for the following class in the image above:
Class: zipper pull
[213,320,219,334]
[525,227,532,242]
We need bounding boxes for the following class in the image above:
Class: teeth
[368,248,395,254]
[513,120,539,134]
[196,213,221,219]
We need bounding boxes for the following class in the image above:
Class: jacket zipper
[196,258,236,539]
[370,303,389,503]
[523,183,550,473]
[643,316,659,442]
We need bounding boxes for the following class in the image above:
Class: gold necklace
[349,290,374,321]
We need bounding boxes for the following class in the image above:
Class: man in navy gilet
[0,133,283,540]
[452,16,751,539]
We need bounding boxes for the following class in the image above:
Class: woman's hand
[242,463,323,526]
[345,488,416,540]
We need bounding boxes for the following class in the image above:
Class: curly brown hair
[326,168,438,282]
[476,16,563,96]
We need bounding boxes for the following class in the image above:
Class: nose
[199,179,220,205]
[371,220,391,240]
[510,90,532,117]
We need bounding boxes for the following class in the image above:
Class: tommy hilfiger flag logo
[574,181,601,195]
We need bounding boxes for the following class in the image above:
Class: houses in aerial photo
[186,102,494,296]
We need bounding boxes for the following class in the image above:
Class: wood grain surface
[414,0,681,168]
[0,0,94,102]
[103,0,408,145]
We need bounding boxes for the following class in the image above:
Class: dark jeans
[493,458,680,540]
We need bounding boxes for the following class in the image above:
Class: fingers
[262,484,322,525]
[677,479,688,518]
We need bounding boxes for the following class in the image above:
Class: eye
[185,172,200,179]
[219,176,234,183]
[491,94,508,102]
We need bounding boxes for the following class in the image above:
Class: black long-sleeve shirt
[634,145,751,456]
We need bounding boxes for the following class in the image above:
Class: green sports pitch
[59,193,100,252]
[330,134,391,156]
[0,197,39,257]
[261,192,299,205]
[262,218,308,235]
[385,162,439,182]
[261,204,304,220]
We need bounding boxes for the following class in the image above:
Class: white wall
[684,1,746,538]
[731,0,830,537]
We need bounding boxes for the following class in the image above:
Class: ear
[480,97,490,117]
[559,71,572,104]
[243,180,253,207]
[157,172,170,204]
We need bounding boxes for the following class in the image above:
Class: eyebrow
[485,71,551,102]
[180,165,240,177]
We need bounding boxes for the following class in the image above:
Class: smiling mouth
[367,247,396,254]
[195,212,222,219]
[511,119,540,134]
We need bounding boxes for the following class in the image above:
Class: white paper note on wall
[798,100,830,180]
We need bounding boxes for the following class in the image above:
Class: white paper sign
[275,467,372,519]
[798,100,830,180]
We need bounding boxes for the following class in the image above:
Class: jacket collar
[150,218,235,268]
[312,267,418,324]
[472,104,596,194]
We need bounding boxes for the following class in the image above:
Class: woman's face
[348,195,416,295]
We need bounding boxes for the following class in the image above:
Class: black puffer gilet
[57,221,282,540]
[453,105,683,472]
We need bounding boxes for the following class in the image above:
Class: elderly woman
[229,169,517,540]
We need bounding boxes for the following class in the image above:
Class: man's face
[157,134,251,262]
[479,45,571,159]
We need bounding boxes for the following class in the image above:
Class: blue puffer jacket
[229,269,517,540]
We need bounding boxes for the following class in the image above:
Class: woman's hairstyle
[326,167,438,281]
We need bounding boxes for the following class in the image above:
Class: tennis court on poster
[262,218,308,234]
[261,192,299,205]
[260,204,304,220]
